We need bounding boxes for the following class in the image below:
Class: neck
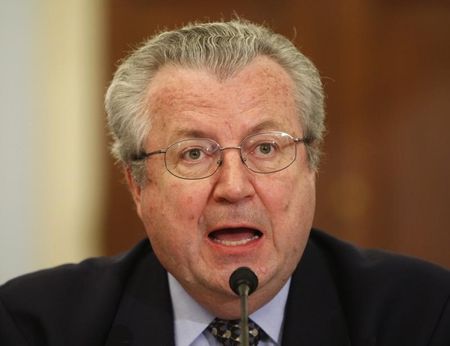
[180,276,289,319]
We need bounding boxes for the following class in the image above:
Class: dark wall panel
[102,0,450,267]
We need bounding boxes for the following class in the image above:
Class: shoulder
[0,239,152,345]
[309,229,450,292]
[309,229,450,344]
[0,239,152,305]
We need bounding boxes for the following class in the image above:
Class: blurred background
[1,0,449,283]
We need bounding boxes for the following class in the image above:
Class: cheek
[171,189,206,222]
[182,195,198,221]
[261,170,316,239]
[265,173,315,212]
[140,179,208,228]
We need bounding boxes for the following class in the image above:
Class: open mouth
[208,228,263,246]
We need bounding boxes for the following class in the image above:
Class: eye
[253,141,278,157]
[181,147,205,161]
[257,142,274,155]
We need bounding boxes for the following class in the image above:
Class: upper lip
[207,223,265,237]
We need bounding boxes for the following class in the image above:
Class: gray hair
[105,19,325,184]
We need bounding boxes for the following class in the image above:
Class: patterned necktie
[207,318,263,345]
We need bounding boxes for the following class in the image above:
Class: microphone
[229,267,258,346]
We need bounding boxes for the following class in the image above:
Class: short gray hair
[105,19,325,184]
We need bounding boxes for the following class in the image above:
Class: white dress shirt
[168,273,291,346]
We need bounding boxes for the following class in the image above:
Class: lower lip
[207,234,263,253]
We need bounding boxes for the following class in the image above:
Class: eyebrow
[250,120,287,133]
[166,119,292,143]
[169,128,210,140]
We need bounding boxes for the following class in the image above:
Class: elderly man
[1,20,449,346]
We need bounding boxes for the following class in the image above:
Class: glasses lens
[241,132,296,173]
[165,139,221,179]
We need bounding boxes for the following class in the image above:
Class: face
[127,56,316,318]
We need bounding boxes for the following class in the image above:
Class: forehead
[145,56,301,142]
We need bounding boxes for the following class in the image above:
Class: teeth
[212,234,260,246]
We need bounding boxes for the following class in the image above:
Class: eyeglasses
[133,131,311,180]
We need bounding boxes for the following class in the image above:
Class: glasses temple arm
[131,149,166,161]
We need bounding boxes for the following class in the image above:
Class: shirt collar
[168,273,291,346]
[250,278,290,344]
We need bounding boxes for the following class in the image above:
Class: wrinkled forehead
[148,57,296,105]
[144,57,302,143]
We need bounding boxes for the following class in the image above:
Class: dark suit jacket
[1,229,449,346]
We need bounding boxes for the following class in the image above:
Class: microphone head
[229,267,259,296]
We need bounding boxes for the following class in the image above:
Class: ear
[125,166,143,218]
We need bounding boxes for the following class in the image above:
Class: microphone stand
[237,283,250,346]
[229,267,258,346]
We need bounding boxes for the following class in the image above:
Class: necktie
[207,318,263,345]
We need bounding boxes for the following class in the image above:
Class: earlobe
[125,166,143,217]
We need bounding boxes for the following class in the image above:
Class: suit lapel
[282,240,351,346]
[104,236,352,345]
[105,247,175,346]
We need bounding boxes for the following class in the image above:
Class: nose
[212,148,256,203]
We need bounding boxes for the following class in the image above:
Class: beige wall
[0,0,106,283]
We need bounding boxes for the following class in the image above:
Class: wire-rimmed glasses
[133,131,311,180]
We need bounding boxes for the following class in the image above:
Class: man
[0,20,449,346]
